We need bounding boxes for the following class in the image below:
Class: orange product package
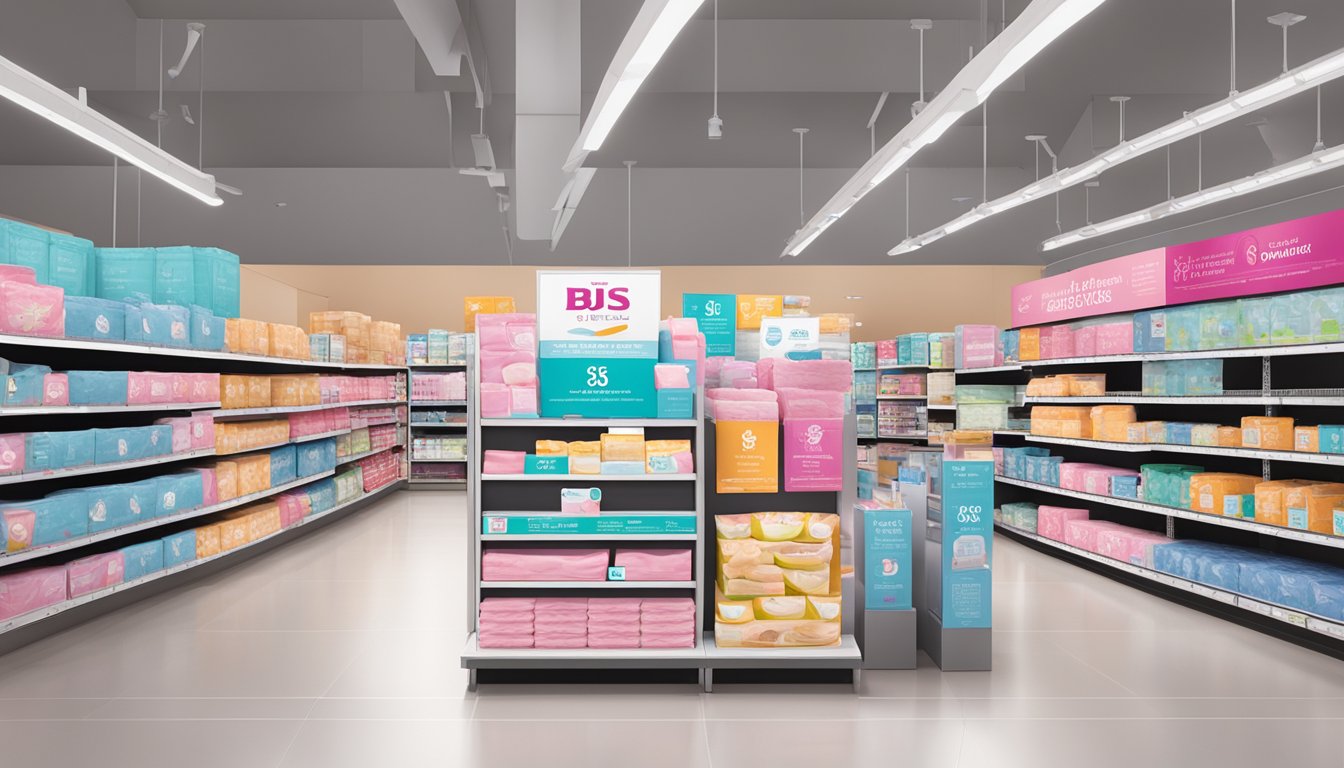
[1240,416,1294,451]
[1284,483,1344,533]
[234,454,272,496]
[246,376,272,408]
[195,523,223,558]
[464,297,516,332]
[220,374,249,410]
[214,460,240,501]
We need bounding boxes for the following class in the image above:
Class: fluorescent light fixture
[1041,144,1344,251]
[0,53,221,206]
[782,0,1109,258]
[565,0,704,170]
[943,211,985,234]
[549,168,597,250]
[890,43,1344,257]
[785,227,826,257]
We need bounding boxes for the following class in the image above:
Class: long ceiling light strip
[781,0,1107,258]
[888,44,1344,256]
[562,0,705,173]
[0,53,222,207]
[1041,143,1344,251]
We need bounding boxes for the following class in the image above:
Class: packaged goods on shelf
[369,320,403,365]
[957,403,1009,430]
[559,487,600,514]
[1141,464,1204,508]
[1029,406,1092,438]
[1000,502,1039,532]
[1037,505,1089,542]
[1240,416,1294,451]
[1149,540,1344,620]
[877,401,925,436]
[1322,425,1344,454]
[225,318,269,356]
[267,323,308,360]
[296,437,338,477]
[1283,483,1344,533]
[568,441,600,474]
[411,436,466,461]
[1002,329,1021,362]
[482,548,610,582]
[214,419,289,455]
[411,371,466,402]
[1090,405,1136,442]
[927,372,955,404]
[1187,473,1259,516]
[954,324,1003,369]
[288,406,351,439]
[67,551,124,597]
[614,548,693,581]
[645,439,693,474]
[64,296,125,342]
[355,447,402,491]
[0,566,68,621]
[879,373,924,395]
[463,296,516,332]
[476,313,537,418]
[851,342,876,369]
[309,333,346,363]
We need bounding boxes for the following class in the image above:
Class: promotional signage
[537,270,660,417]
[759,317,822,360]
[1166,207,1344,305]
[1011,249,1167,327]
[715,420,779,493]
[941,460,993,629]
[735,294,783,330]
[864,508,913,611]
[682,293,737,357]
[782,417,843,491]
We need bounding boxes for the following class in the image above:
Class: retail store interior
[3,1,1344,766]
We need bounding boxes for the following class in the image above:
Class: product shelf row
[208,399,405,419]
[410,400,467,407]
[0,480,404,638]
[996,522,1344,642]
[461,633,863,670]
[0,402,221,418]
[1023,389,1344,406]
[0,447,216,488]
[0,332,407,371]
[481,580,697,590]
[957,340,1344,375]
[1023,434,1344,466]
[479,417,698,428]
[336,442,403,466]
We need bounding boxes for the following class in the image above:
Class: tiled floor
[2,490,1343,767]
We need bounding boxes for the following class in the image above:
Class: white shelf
[0,333,406,370]
[995,475,1344,550]
[461,632,703,667]
[410,400,467,407]
[337,443,402,465]
[956,364,1024,374]
[482,473,695,482]
[411,457,466,463]
[877,394,928,400]
[1003,340,1344,369]
[410,422,467,429]
[481,417,698,428]
[701,633,863,663]
[876,433,928,440]
[409,363,467,368]
[927,403,958,410]
[0,470,337,569]
[480,533,698,541]
[481,580,696,589]
[877,364,953,371]
[1023,434,1344,466]
[408,478,466,485]
[0,447,216,487]
[0,480,403,636]
[0,401,220,418]
[995,522,1344,642]
[1024,389,1344,406]
[209,399,404,418]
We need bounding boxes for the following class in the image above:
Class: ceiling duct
[517,0,581,241]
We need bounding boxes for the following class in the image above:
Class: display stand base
[856,607,917,669]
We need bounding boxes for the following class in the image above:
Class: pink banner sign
[782,417,844,492]
[1011,249,1167,327]
[1166,208,1344,304]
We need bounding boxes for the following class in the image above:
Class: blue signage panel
[864,508,913,610]
[941,460,994,629]
[682,293,737,357]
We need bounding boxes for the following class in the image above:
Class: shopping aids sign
[1011,248,1167,326]
[537,270,660,417]
[1166,208,1344,304]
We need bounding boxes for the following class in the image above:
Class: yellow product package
[568,441,601,474]
[599,433,645,462]
[645,439,692,473]
[535,440,569,457]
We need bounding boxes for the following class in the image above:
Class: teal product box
[539,357,657,418]
[1270,293,1313,345]
[682,293,736,357]
[47,232,94,296]
[908,332,930,365]
[94,425,171,464]
[1133,310,1167,353]
[25,430,95,472]
[67,370,128,405]
[1111,475,1141,499]
[1318,425,1344,454]
[312,333,333,362]
[1184,359,1224,396]
[297,438,337,477]
[192,247,241,318]
[307,478,338,513]
[1001,329,1020,363]
[162,529,197,568]
[126,303,190,347]
[483,514,697,536]
[189,305,225,350]
[1223,493,1255,519]
[0,496,87,546]
[858,468,875,500]
[153,246,196,306]
[1142,361,1167,396]
[1165,305,1201,351]
[270,444,298,486]
[897,334,912,365]
[524,455,569,474]
[5,363,49,406]
[1288,505,1309,531]
[657,388,693,419]
[64,296,127,341]
[1197,301,1241,350]
[79,484,136,532]
[157,472,205,517]
[427,329,450,364]
[405,334,427,365]
[125,478,162,520]
[94,247,155,303]
[1164,422,1195,445]
[3,220,50,283]
[121,540,164,582]
[1334,509,1344,537]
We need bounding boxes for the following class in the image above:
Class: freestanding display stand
[853,503,917,669]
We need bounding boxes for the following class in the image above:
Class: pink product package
[1064,519,1128,554]
[640,633,695,648]
[534,634,588,649]
[534,597,590,615]
[770,359,854,393]
[0,433,25,476]
[189,413,215,451]
[127,371,172,405]
[719,361,757,388]
[755,358,774,391]
[1059,463,1110,492]
[42,374,69,406]
[476,313,536,352]
[613,549,692,581]
[777,388,846,419]
[1095,321,1135,356]
[169,373,189,403]
[481,549,609,582]
[482,450,526,475]
[704,357,726,387]
[712,399,779,422]
[0,280,64,337]
[654,363,691,390]
[0,265,36,285]
[480,383,511,418]
[510,386,538,416]
[66,551,125,598]
[155,416,193,453]
[993,447,1005,475]
[191,468,218,506]
[1094,528,1171,566]
[480,350,536,386]
[1037,506,1089,542]
[587,635,640,649]
[477,633,535,649]
[666,317,698,337]
[1047,325,1075,359]
[1082,467,1139,496]
[189,373,221,404]
[560,490,600,515]
[638,597,694,614]
[502,362,537,388]
[1073,325,1098,357]
[876,340,898,366]
[707,388,778,402]
[481,597,537,613]
[278,495,307,528]
[0,566,67,621]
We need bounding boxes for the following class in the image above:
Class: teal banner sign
[864,508,913,610]
[682,293,736,357]
[941,460,994,629]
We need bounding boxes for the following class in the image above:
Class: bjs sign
[567,286,630,311]
[537,270,661,358]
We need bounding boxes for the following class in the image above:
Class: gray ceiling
[3,0,1344,269]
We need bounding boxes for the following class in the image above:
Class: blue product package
[157,472,205,517]
[144,424,172,457]
[1183,359,1224,396]
[152,246,196,306]
[1165,305,1200,351]
[81,483,136,532]
[189,305,226,350]
[51,429,95,469]
[1141,361,1166,396]
[1197,301,1240,350]
[3,220,50,283]
[307,478,338,513]
[66,370,128,405]
[1001,329,1020,363]
[64,295,128,341]
[1132,310,1167,353]
[124,478,161,521]
[296,437,337,478]
[1317,425,1344,454]
[126,303,190,347]
[1196,553,1243,592]
[270,444,298,486]
[94,426,169,464]
[909,332,930,365]
[1,495,89,546]
[4,363,50,406]
[1164,423,1195,445]
[120,540,164,582]
[1164,362,1188,397]
[600,461,646,475]
[192,247,241,318]
[94,247,156,303]
[1111,475,1140,499]
[1311,578,1344,621]
[162,529,197,568]
[896,334,912,365]
[1237,296,1273,347]
[23,431,57,472]
[47,232,94,296]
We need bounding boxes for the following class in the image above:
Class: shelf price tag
[607,566,626,581]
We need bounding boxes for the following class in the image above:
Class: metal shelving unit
[408,362,469,487]
[1023,388,1344,406]
[1023,434,1344,466]
[0,332,406,370]
[0,401,220,417]
[208,398,402,419]
[0,447,216,487]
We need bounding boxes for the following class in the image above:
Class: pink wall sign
[1166,208,1344,304]
[782,418,844,492]
[1011,248,1167,327]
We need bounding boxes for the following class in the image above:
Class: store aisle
[1,490,1343,768]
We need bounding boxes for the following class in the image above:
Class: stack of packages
[818,314,852,360]
[639,597,695,648]
[334,467,364,503]
[411,371,466,401]
[706,388,777,421]
[777,386,847,492]
[319,374,403,403]
[659,318,706,385]
[1151,541,1344,619]
[587,597,641,649]
[478,313,538,418]
[350,404,403,428]
[214,419,288,455]
[535,597,589,649]
[477,597,535,648]
[851,341,876,369]
[288,407,352,439]
[464,296,516,332]
[719,360,757,389]
[309,312,370,364]
[954,324,1004,369]
[355,445,402,490]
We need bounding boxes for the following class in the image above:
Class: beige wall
[245,264,1041,341]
